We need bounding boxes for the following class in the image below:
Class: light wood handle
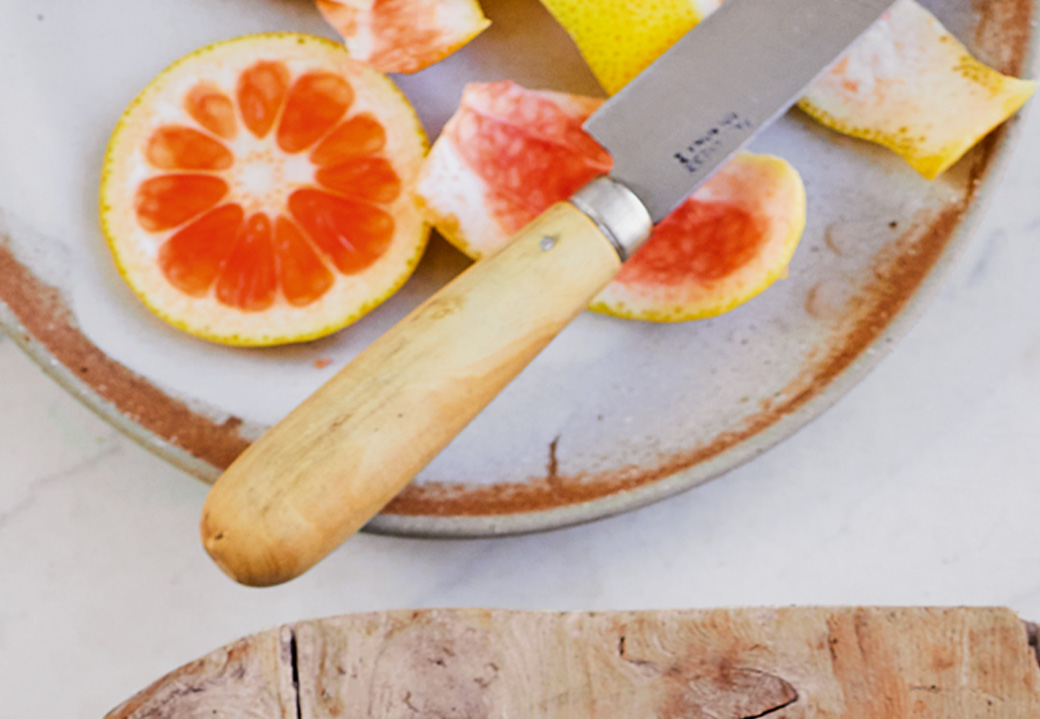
[201,202,622,586]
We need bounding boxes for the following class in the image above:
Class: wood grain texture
[104,625,296,719]
[201,203,622,586]
[107,607,1040,718]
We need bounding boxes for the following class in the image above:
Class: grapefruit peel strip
[315,0,491,74]
[798,0,1036,179]
[537,0,1035,178]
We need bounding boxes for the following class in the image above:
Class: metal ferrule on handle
[569,176,653,261]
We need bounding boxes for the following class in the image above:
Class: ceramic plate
[0,0,1033,536]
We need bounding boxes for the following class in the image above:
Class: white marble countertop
[3,106,1040,717]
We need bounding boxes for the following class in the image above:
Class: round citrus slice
[100,33,429,346]
[416,81,806,321]
[316,0,491,74]
[538,0,1034,178]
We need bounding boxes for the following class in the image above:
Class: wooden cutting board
[106,607,1040,718]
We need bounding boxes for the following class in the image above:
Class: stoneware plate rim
[0,0,1034,538]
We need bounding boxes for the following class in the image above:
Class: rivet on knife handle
[200,178,651,586]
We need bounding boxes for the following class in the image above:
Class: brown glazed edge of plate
[0,0,1034,537]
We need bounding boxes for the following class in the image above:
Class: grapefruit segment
[185,83,238,140]
[315,157,401,202]
[215,214,279,312]
[134,175,229,233]
[146,126,234,171]
[237,60,291,139]
[273,216,335,307]
[276,72,354,153]
[100,33,429,346]
[311,115,387,164]
[158,204,245,297]
[287,188,395,274]
[315,0,491,74]
[538,0,1034,177]
[416,82,806,321]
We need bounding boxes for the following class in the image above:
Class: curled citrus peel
[100,33,429,346]
[316,0,491,74]
[538,0,1034,177]
[537,0,723,96]
[798,0,1036,179]
[416,82,806,322]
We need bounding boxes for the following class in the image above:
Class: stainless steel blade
[584,0,896,223]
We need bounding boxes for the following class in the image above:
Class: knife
[201,0,896,586]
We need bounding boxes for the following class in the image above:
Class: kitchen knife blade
[202,0,897,586]
[586,0,896,223]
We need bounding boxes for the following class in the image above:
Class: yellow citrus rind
[798,0,1036,179]
[539,0,1034,178]
[538,0,722,95]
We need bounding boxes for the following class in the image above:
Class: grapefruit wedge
[100,34,429,346]
[538,0,1034,178]
[316,0,490,74]
[416,82,806,321]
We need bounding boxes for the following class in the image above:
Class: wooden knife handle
[201,201,623,586]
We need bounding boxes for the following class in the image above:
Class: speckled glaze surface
[0,0,1033,536]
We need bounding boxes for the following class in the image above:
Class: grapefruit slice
[538,0,1034,178]
[100,33,429,346]
[316,0,491,74]
[416,82,806,321]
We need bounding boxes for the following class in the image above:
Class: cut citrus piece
[798,0,1036,179]
[416,82,805,321]
[538,0,722,95]
[538,0,1034,178]
[592,154,805,321]
[316,0,491,74]
[417,81,610,258]
[100,33,429,346]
